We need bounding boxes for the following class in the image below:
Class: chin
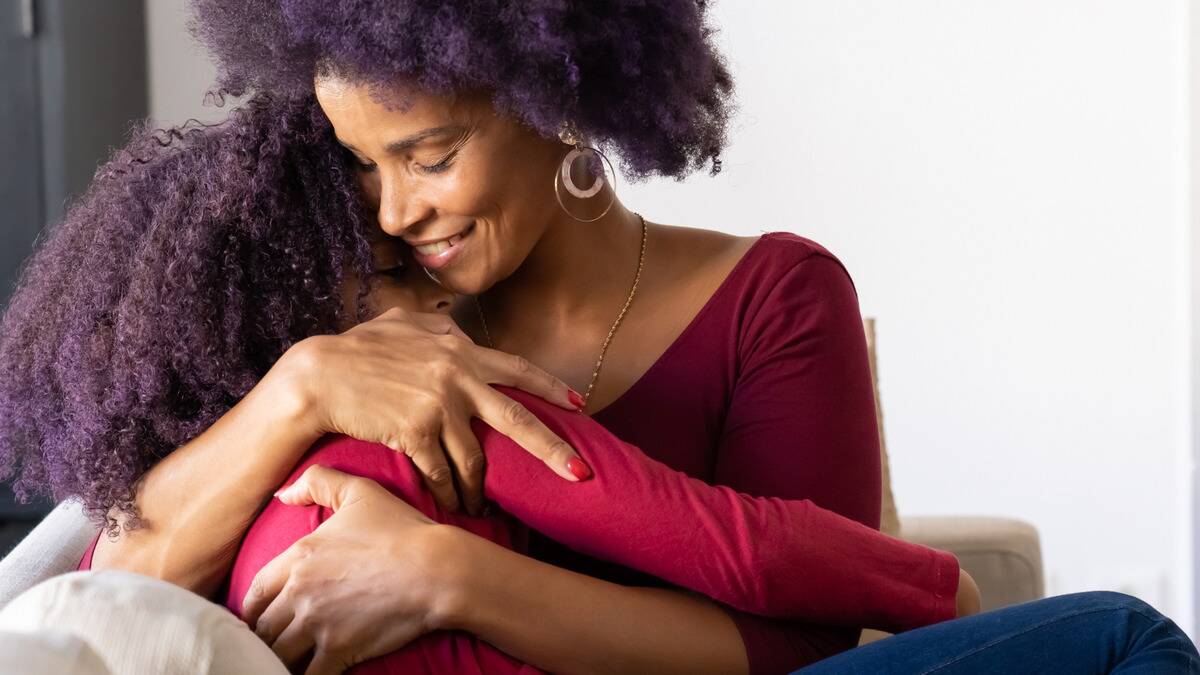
[419,265,474,297]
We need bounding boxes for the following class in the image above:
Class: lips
[414,232,464,256]
[409,222,475,270]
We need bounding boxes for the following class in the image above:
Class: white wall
[147,0,1196,635]
[144,0,223,125]
[1189,0,1200,633]
[630,0,1196,633]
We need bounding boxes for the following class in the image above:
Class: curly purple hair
[0,1,737,531]
[190,0,734,178]
[0,94,375,531]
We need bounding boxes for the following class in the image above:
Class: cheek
[364,280,423,317]
[427,166,495,216]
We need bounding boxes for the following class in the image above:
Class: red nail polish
[567,389,585,410]
[566,457,592,480]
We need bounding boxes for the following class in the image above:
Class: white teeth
[415,229,465,253]
[415,233,463,256]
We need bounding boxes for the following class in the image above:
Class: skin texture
[316,79,567,297]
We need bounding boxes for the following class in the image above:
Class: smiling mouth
[414,232,464,256]
[411,222,475,256]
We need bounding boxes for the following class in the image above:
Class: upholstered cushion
[862,317,902,537]
[0,500,95,609]
[900,515,1045,610]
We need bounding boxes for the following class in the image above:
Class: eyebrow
[336,125,465,155]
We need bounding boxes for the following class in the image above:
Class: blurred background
[1,0,1196,640]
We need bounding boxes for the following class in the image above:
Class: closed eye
[418,149,459,175]
[375,263,406,280]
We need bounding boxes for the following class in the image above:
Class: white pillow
[0,571,287,675]
[0,629,110,675]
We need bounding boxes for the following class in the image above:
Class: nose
[377,171,435,237]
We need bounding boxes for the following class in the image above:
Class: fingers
[243,540,306,627]
[270,618,318,669]
[466,380,591,482]
[252,587,296,646]
[275,465,366,511]
[305,648,350,675]
[475,347,583,411]
[404,432,461,513]
[442,415,486,517]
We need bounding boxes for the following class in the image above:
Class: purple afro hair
[189,0,735,179]
[0,94,376,531]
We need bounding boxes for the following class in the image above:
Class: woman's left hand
[241,465,467,675]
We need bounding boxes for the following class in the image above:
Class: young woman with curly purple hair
[1,1,1195,674]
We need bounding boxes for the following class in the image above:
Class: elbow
[90,530,172,579]
[90,528,231,596]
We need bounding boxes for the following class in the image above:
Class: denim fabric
[794,591,1199,674]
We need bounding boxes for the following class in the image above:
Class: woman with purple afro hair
[4,1,1194,674]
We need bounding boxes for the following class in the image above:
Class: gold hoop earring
[422,266,443,287]
[553,141,617,223]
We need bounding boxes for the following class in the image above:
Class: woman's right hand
[275,307,590,517]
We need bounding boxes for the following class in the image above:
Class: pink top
[80,232,959,673]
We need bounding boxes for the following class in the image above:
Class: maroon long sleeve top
[514,232,960,672]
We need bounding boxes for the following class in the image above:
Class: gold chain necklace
[475,213,648,408]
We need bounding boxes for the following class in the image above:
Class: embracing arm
[440,526,750,675]
[89,359,319,594]
[474,388,960,633]
[441,526,744,672]
[91,309,583,596]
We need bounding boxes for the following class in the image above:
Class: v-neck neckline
[588,233,771,421]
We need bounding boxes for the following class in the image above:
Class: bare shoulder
[648,222,758,273]
[641,222,760,311]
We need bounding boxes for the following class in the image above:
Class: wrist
[422,525,495,632]
[260,338,325,439]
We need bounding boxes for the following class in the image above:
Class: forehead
[313,76,484,144]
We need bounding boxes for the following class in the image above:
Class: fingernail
[567,389,585,410]
[566,456,592,481]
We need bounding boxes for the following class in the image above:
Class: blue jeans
[793,591,1199,674]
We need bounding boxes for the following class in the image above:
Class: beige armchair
[859,317,1044,644]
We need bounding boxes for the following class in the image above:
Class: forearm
[479,388,960,631]
[440,529,748,675]
[91,358,322,594]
